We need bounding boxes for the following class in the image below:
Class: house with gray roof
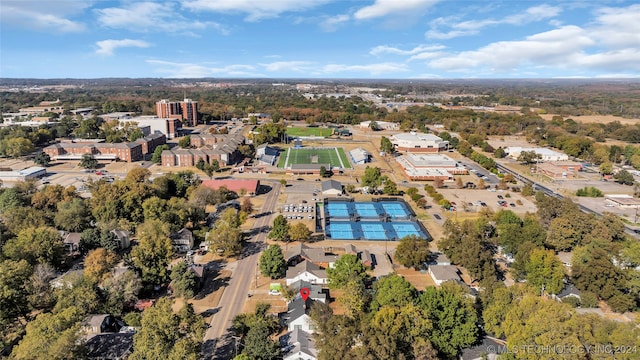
[286,260,327,286]
[280,328,318,360]
[321,179,342,196]
[428,265,461,286]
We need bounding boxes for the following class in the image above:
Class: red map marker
[300,287,310,301]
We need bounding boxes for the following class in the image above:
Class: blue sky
[1,0,639,79]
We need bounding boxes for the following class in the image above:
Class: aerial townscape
[1,1,640,360]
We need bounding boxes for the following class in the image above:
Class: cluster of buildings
[43,133,166,162]
[388,132,465,181]
[277,243,373,360]
[161,133,245,167]
[396,153,468,181]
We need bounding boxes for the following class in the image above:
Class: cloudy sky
[1,0,639,79]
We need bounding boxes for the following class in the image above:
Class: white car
[268,290,281,296]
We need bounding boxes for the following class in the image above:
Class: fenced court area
[286,127,333,137]
[324,200,429,241]
[278,147,352,169]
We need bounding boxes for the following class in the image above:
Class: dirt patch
[395,268,435,291]
[242,293,287,314]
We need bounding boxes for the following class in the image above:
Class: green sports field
[278,147,352,169]
[285,127,333,137]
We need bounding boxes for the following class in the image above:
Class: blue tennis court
[354,203,380,218]
[361,223,387,240]
[327,223,355,239]
[380,202,411,219]
[325,221,429,240]
[326,202,350,218]
[392,223,424,238]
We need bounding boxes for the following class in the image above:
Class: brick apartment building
[44,134,166,162]
[156,99,198,127]
[161,134,244,167]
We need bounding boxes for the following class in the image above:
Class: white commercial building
[390,132,449,153]
[0,166,47,182]
[504,147,569,162]
[359,121,399,130]
[349,147,370,164]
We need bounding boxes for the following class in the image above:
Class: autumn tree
[259,244,286,279]
[327,254,367,289]
[288,222,311,242]
[11,306,84,360]
[54,198,91,232]
[207,212,243,257]
[84,248,119,283]
[3,226,64,267]
[394,235,431,270]
[130,298,206,360]
[268,215,289,242]
[371,274,417,310]
[0,259,32,324]
[240,197,253,213]
[418,283,479,358]
[170,261,198,298]
[78,153,98,169]
[525,248,565,295]
[131,220,174,284]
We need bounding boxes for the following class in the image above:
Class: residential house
[285,244,338,268]
[459,337,506,360]
[428,265,461,286]
[281,297,316,333]
[82,314,122,336]
[170,228,194,253]
[286,261,327,286]
[554,283,582,302]
[428,252,451,266]
[288,280,327,303]
[85,333,134,360]
[110,229,131,249]
[62,232,81,256]
[280,328,318,360]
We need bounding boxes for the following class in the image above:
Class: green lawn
[286,127,333,137]
[278,147,352,169]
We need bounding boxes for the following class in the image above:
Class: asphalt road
[202,181,281,359]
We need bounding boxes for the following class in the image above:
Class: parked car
[497,195,504,199]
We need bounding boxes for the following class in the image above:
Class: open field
[539,114,640,125]
[286,127,333,137]
[278,147,351,169]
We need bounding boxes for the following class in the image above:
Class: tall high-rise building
[155,98,199,127]
[180,98,198,127]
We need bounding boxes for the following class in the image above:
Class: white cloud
[96,2,227,34]
[260,61,315,72]
[95,39,151,56]
[146,60,258,78]
[432,26,594,71]
[1,0,89,32]
[353,0,439,20]
[181,0,332,22]
[369,44,445,56]
[589,4,640,49]
[319,14,350,32]
[426,4,562,39]
[321,63,408,76]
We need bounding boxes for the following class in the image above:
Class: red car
[95,171,103,175]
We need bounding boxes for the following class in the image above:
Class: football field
[278,147,352,169]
